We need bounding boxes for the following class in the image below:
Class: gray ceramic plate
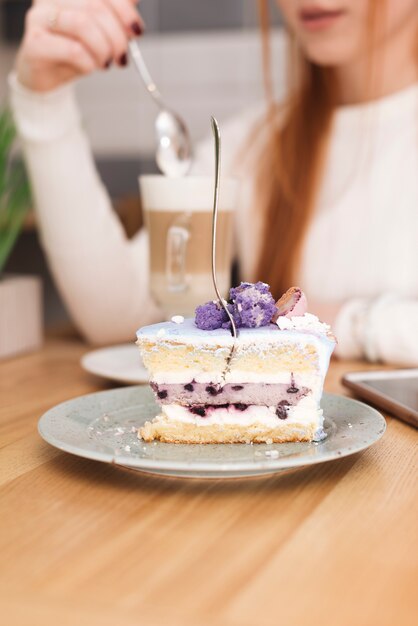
[81,344,148,385]
[38,386,386,479]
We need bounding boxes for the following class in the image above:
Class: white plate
[81,344,148,384]
[38,386,386,479]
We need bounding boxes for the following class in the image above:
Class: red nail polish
[131,22,143,36]
[119,53,128,66]
[104,59,112,69]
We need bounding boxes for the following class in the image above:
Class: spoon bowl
[129,41,192,177]
[155,110,192,178]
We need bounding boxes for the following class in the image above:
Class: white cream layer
[160,396,322,428]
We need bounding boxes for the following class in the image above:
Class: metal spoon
[128,40,192,177]
[210,116,237,340]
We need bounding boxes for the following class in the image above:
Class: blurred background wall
[0,0,286,329]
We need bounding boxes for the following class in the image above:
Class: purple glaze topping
[195,281,276,331]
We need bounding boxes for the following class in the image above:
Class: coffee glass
[139,175,237,318]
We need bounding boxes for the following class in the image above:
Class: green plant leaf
[0,109,16,189]
[0,105,32,273]
[0,204,27,273]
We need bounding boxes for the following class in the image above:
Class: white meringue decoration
[276,313,331,335]
[171,315,185,324]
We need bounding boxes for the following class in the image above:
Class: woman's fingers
[90,3,130,65]
[25,27,97,75]
[28,4,113,68]
[58,0,143,64]
[102,0,145,36]
[17,0,145,91]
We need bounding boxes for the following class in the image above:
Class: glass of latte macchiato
[139,175,237,318]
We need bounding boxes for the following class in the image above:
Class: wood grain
[0,334,417,626]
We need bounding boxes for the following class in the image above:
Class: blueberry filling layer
[276,400,290,419]
[186,402,291,420]
[151,380,309,407]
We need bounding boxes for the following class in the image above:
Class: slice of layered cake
[136,284,336,444]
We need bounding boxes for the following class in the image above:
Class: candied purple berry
[232,385,244,391]
[157,390,168,400]
[230,281,270,300]
[195,282,277,331]
[230,282,276,329]
[184,383,194,392]
[195,300,229,330]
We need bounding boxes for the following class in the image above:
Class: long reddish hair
[254,0,383,297]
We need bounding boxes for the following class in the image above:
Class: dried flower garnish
[272,287,308,321]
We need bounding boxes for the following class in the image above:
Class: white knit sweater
[8,74,418,365]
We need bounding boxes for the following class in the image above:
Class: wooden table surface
[1,333,417,626]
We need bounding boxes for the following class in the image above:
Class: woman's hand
[15,0,144,92]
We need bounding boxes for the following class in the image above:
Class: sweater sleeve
[9,73,162,345]
[334,294,418,366]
